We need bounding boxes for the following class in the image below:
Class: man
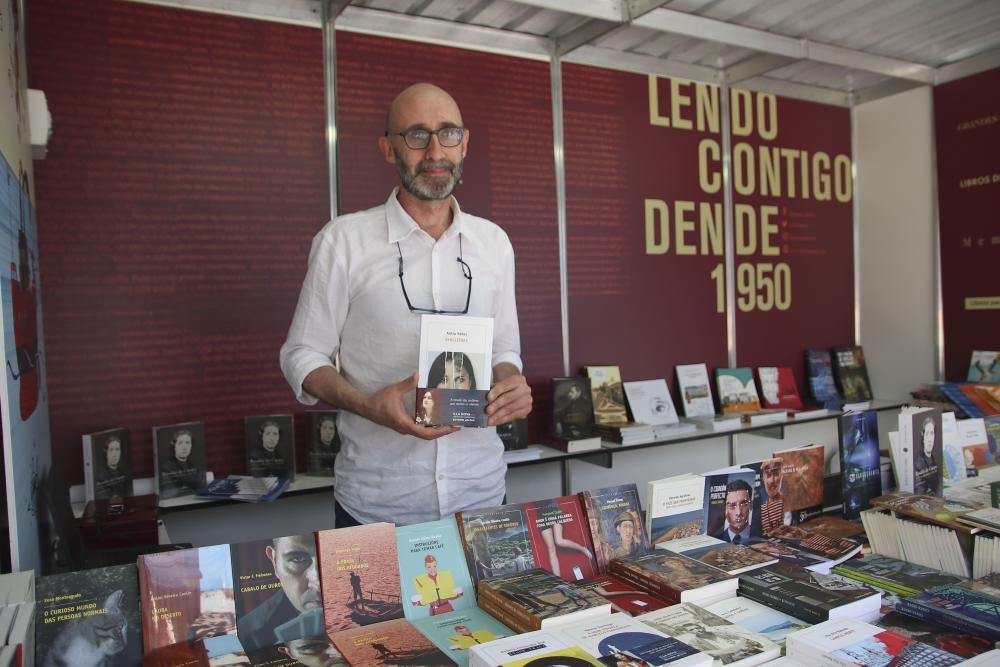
[759,459,785,536]
[411,553,462,615]
[275,609,346,667]
[716,480,753,543]
[280,82,532,526]
[239,534,322,651]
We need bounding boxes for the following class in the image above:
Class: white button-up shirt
[280,189,522,525]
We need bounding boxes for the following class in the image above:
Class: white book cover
[624,379,680,425]
[417,314,494,428]
[957,417,989,473]
[941,411,967,484]
[646,474,706,545]
[702,596,810,646]
[786,618,929,665]
[676,364,716,417]
[467,629,573,667]
[553,614,711,667]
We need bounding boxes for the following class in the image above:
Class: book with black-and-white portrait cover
[416,314,494,428]
[152,421,207,500]
[244,414,295,481]
[82,427,133,501]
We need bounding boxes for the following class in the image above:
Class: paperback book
[579,483,650,572]
[832,346,874,402]
[416,314,494,427]
[522,496,599,582]
[553,614,711,667]
[742,458,784,537]
[875,610,994,659]
[476,568,609,633]
[396,518,475,620]
[771,443,825,516]
[645,473,706,545]
[466,630,575,667]
[623,378,680,426]
[701,595,810,648]
[82,427,132,501]
[895,583,1000,642]
[608,551,737,607]
[245,414,295,481]
[411,607,512,666]
[787,618,962,667]
[305,411,340,476]
[549,377,601,452]
[715,368,762,414]
[898,407,944,495]
[198,475,289,503]
[330,617,454,666]
[585,366,629,425]
[968,350,1000,384]
[502,646,603,667]
[756,367,803,411]
[702,467,760,541]
[676,363,716,417]
[456,504,534,586]
[573,574,670,617]
[832,553,965,597]
[837,410,882,519]
[152,421,207,500]
[805,349,841,407]
[656,534,777,575]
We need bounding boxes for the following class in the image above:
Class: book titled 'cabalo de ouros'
[416,315,494,428]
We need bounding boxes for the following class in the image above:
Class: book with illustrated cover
[623,379,680,425]
[330,617,455,666]
[805,349,841,407]
[656,534,777,575]
[636,602,780,667]
[787,618,962,667]
[549,377,601,452]
[476,568,609,634]
[245,414,296,481]
[744,537,828,571]
[646,474,706,545]
[416,315,494,428]
[153,421,207,500]
[608,552,737,607]
[456,504,534,586]
[35,563,142,667]
[305,411,340,476]
[771,443,824,515]
[896,584,1000,642]
[573,574,670,617]
[522,496,599,582]
[832,554,965,597]
[317,523,404,634]
[580,483,650,572]
[969,351,1000,383]
[761,524,862,563]
[396,518,475,620]
[702,596,810,648]
[702,467,760,541]
[502,646,603,667]
[411,607,512,666]
[875,610,994,660]
[585,366,628,425]
[138,544,236,654]
[553,614,711,667]
[715,368,762,414]
[82,427,132,501]
[838,410,882,519]
[832,346,874,402]
[676,363,716,417]
[756,367,803,411]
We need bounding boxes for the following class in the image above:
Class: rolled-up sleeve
[279,224,350,404]
[491,235,522,373]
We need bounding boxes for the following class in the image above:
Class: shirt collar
[385,187,465,244]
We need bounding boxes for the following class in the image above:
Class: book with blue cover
[896,584,1000,641]
[411,607,512,666]
[805,349,842,408]
[838,410,882,519]
[396,518,475,620]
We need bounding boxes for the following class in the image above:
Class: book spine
[607,561,679,603]
[896,599,1000,640]
[476,583,541,633]
[82,436,95,502]
[477,592,534,634]
[737,578,827,625]
[137,558,156,655]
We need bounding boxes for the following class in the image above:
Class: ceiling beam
[553,19,622,56]
[736,76,850,108]
[935,46,1000,85]
[850,79,926,106]
[563,45,721,86]
[126,0,321,27]
[724,54,795,84]
[507,0,624,23]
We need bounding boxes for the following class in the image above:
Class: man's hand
[486,370,533,427]
[363,372,458,440]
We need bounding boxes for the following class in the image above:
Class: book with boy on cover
[585,366,629,425]
[411,607,511,666]
[153,421,207,500]
[522,496,599,582]
[608,551,737,607]
[396,518,475,620]
[715,368,762,414]
[552,614,712,667]
[636,602,781,667]
[330,617,455,666]
[805,349,841,407]
[646,473,706,545]
[832,346,874,402]
[676,363,716,417]
[456,504,534,586]
[476,568,609,633]
[305,411,340,476]
[317,523,404,635]
[580,483,650,572]
[703,467,761,542]
[969,351,1000,383]
[245,414,296,481]
[35,563,142,667]
[549,377,601,452]
[416,315,494,427]
[756,367,803,411]
[82,427,132,501]
[838,410,882,519]
[771,443,824,519]
[138,544,236,654]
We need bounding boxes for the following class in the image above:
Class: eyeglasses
[385,127,465,150]
[396,239,472,315]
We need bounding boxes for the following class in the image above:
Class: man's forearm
[492,361,522,383]
[302,366,371,420]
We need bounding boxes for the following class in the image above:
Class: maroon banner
[563,66,727,387]
[335,33,563,435]
[730,91,854,389]
[934,68,1000,381]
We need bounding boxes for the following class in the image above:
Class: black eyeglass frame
[384,127,466,150]
[396,238,472,315]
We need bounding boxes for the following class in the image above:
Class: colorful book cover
[645,474,706,545]
[416,315,494,427]
[317,523,404,635]
[702,596,810,647]
[715,368,762,414]
[658,534,777,574]
[744,537,829,570]
[553,614,707,667]
[876,610,994,659]
[411,607,512,666]
[961,384,1000,416]
[898,585,1000,640]
[622,378,680,426]
[138,544,236,654]
[762,524,862,561]
[969,351,1000,383]
[742,458,785,537]
[245,414,296,481]
[580,483,650,572]
[833,554,965,597]
[456,504,534,586]
[523,496,599,582]
[789,618,961,667]
[573,574,670,617]
[585,366,629,425]
[757,367,803,410]
[676,363,716,417]
[771,443,825,513]
[832,346,874,402]
[82,427,132,501]
[805,349,841,406]
[330,617,455,666]
[552,377,597,439]
[503,646,602,667]
[702,468,760,541]
[466,630,575,665]
[231,533,321,652]
[609,552,734,604]
[838,410,883,519]
[152,421,208,500]
[35,563,142,667]
[870,493,982,532]
[396,518,475,620]
[478,569,609,629]
[305,411,339,476]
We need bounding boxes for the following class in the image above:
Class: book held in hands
[416,314,494,428]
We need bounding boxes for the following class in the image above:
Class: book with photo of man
[702,467,761,543]
[152,421,207,500]
[547,377,601,452]
[742,458,784,537]
[396,518,475,620]
[580,483,651,572]
[305,410,340,476]
[82,427,133,501]
[832,346,874,402]
[585,366,629,425]
[838,410,882,519]
[245,414,296,481]
[416,315,494,428]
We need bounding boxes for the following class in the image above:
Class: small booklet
[416,314,494,427]
[198,475,290,503]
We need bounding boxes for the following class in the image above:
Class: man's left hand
[486,373,532,427]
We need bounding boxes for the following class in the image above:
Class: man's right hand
[364,372,458,440]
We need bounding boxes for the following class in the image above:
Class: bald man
[281,83,531,527]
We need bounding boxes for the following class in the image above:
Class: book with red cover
[772,443,825,514]
[317,523,404,635]
[138,544,236,654]
[757,367,804,410]
[573,574,671,616]
[330,618,454,666]
[522,495,599,583]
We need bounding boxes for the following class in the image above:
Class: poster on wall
[1,0,53,573]
[934,67,1000,381]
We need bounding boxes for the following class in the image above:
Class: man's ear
[277,646,290,657]
[265,545,278,570]
[378,136,396,164]
[461,128,470,159]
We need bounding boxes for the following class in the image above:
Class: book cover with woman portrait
[244,414,296,481]
[416,315,493,428]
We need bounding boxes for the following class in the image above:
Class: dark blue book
[896,585,1000,641]
[838,410,882,519]
[806,349,842,408]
